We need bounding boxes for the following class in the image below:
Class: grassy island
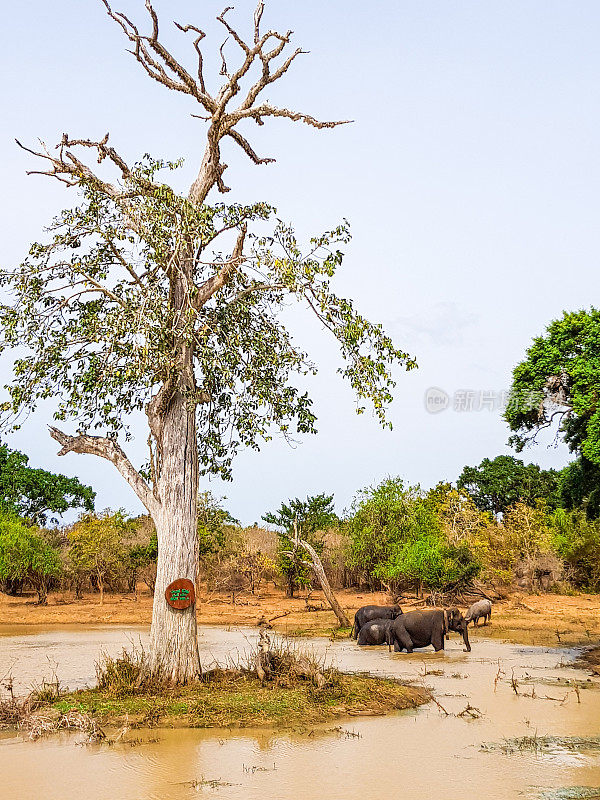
[51,670,429,730]
[5,640,429,737]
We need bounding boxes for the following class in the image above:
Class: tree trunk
[35,580,48,606]
[4,578,22,596]
[99,578,104,606]
[287,572,295,598]
[297,537,350,628]
[149,392,202,684]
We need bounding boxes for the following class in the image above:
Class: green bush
[346,477,480,593]
[551,508,600,590]
[0,510,61,604]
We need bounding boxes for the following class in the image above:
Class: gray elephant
[352,604,403,639]
[387,608,471,653]
[357,617,395,646]
[465,598,492,626]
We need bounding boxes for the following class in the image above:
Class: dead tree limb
[290,520,350,628]
[48,426,157,515]
[96,0,351,205]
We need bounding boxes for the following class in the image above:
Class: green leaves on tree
[0,156,415,480]
[0,443,95,525]
[505,308,600,465]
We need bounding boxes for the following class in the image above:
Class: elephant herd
[352,598,493,654]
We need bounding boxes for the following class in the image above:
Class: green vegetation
[67,512,135,605]
[0,511,60,604]
[551,509,600,590]
[557,457,600,520]
[0,443,94,525]
[3,457,600,602]
[346,478,481,595]
[197,491,239,557]
[2,449,600,601]
[505,308,600,465]
[263,494,338,597]
[457,455,560,516]
[47,645,428,730]
[6,297,600,609]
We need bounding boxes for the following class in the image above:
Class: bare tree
[286,521,351,628]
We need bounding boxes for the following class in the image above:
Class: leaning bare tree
[1,1,416,683]
[287,521,350,628]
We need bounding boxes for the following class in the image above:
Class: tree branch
[226,129,275,165]
[98,0,350,205]
[20,3,350,237]
[49,426,158,515]
[194,224,246,308]
[229,103,352,129]
[100,0,215,112]
[15,136,152,237]
[173,21,207,93]
[288,520,350,628]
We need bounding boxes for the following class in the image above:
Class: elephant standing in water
[357,618,395,646]
[352,605,403,639]
[387,608,471,653]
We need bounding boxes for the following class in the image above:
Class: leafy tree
[68,511,133,605]
[237,550,276,596]
[505,308,600,464]
[0,4,415,683]
[551,508,600,589]
[377,502,444,594]
[215,548,277,602]
[139,528,159,595]
[502,501,551,561]
[457,455,560,516]
[126,519,160,599]
[0,512,61,604]
[263,493,337,597]
[0,444,94,525]
[346,477,480,593]
[346,477,418,587]
[374,497,480,594]
[197,491,239,558]
[558,458,600,520]
[429,485,491,548]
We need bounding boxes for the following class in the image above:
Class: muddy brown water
[1,625,600,800]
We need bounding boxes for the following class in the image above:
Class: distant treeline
[0,444,599,604]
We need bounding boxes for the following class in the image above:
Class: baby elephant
[352,604,403,639]
[357,618,395,646]
[465,599,492,626]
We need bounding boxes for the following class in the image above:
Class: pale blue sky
[1,1,599,523]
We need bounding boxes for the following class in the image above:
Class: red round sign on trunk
[165,578,195,610]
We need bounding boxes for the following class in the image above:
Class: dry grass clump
[0,673,61,729]
[235,631,333,690]
[95,647,148,696]
[0,672,105,741]
[481,734,600,755]
[22,708,106,742]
